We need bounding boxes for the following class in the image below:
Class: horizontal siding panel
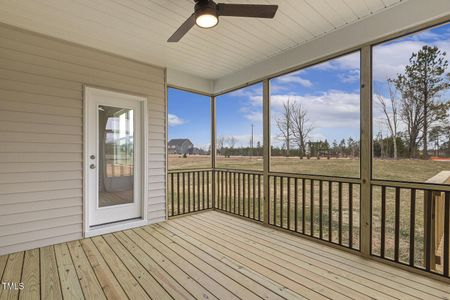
[0,67,82,91]
[0,89,81,108]
[0,233,82,256]
[0,189,81,204]
[148,203,166,211]
[0,121,81,135]
[0,78,81,100]
[0,224,81,249]
[0,143,82,153]
[148,191,165,199]
[0,111,81,126]
[148,209,166,220]
[148,175,165,183]
[0,28,164,82]
[0,206,82,226]
[148,182,165,191]
[0,171,82,184]
[0,197,81,215]
[0,48,165,95]
[0,214,81,237]
[0,132,81,144]
[0,153,82,163]
[148,216,166,224]
[0,99,81,117]
[0,162,81,173]
[0,180,81,194]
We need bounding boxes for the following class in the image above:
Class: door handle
[90,164,96,169]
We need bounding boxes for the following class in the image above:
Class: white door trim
[83,85,148,237]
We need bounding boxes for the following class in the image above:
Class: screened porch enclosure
[167,22,450,282]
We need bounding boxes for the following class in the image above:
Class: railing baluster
[258,175,261,221]
[273,176,277,225]
[310,179,314,236]
[381,186,386,258]
[394,187,400,262]
[302,179,306,234]
[183,172,186,214]
[188,172,191,213]
[409,188,416,267]
[319,180,323,239]
[202,171,205,210]
[177,172,180,215]
[280,177,284,228]
[267,176,271,223]
[425,190,432,271]
[295,178,298,232]
[287,177,291,230]
[221,171,224,210]
[444,192,449,277]
[348,183,353,249]
[248,173,251,218]
[207,171,210,209]
[238,173,241,215]
[243,173,247,217]
[234,172,237,214]
[253,174,256,220]
[329,181,333,242]
[171,172,174,216]
[338,182,343,245]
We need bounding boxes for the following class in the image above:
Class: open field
[169,154,450,183]
[168,154,450,271]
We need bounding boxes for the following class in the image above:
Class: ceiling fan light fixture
[195,7,218,28]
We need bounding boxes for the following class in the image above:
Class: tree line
[375,45,450,159]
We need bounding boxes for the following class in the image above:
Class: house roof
[168,139,192,147]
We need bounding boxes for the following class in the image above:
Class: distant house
[168,139,194,155]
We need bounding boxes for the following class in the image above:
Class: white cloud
[270,91,361,129]
[168,113,185,126]
[274,71,313,87]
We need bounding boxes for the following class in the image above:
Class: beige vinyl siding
[0,24,166,255]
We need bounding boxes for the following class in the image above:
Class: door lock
[90,164,96,169]
[90,155,96,159]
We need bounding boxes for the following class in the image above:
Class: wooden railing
[371,182,450,278]
[168,168,450,279]
[168,169,212,217]
[215,169,264,222]
[268,174,360,251]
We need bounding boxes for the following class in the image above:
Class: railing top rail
[372,179,450,192]
[268,171,361,184]
[168,168,213,173]
[214,168,263,175]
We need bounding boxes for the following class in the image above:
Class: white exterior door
[85,87,146,227]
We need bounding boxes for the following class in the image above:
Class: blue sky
[169,22,450,149]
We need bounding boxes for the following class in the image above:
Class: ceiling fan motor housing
[195,0,218,19]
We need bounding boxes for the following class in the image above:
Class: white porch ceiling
[0,1,402,76]
[1,0,450,93]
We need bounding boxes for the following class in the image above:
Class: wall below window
[0,24,166,255]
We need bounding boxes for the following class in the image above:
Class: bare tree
[291,103,313,159]
[276,98,294,156]
[217,136,225,155]
[376,80,400,159]
[227,136,237,149]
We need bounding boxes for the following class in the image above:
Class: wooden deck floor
[1,211,449,300]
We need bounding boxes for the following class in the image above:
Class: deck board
[0,211,448,300]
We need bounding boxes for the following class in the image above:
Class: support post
[263,79,271,225]
[360,46,372,257]
[211,95,217,210]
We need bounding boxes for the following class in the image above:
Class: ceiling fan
[168,0,278,42]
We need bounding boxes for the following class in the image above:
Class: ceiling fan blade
[168,13,196,42]
[217,4,278,18]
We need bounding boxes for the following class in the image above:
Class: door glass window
[98,105,134,207]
